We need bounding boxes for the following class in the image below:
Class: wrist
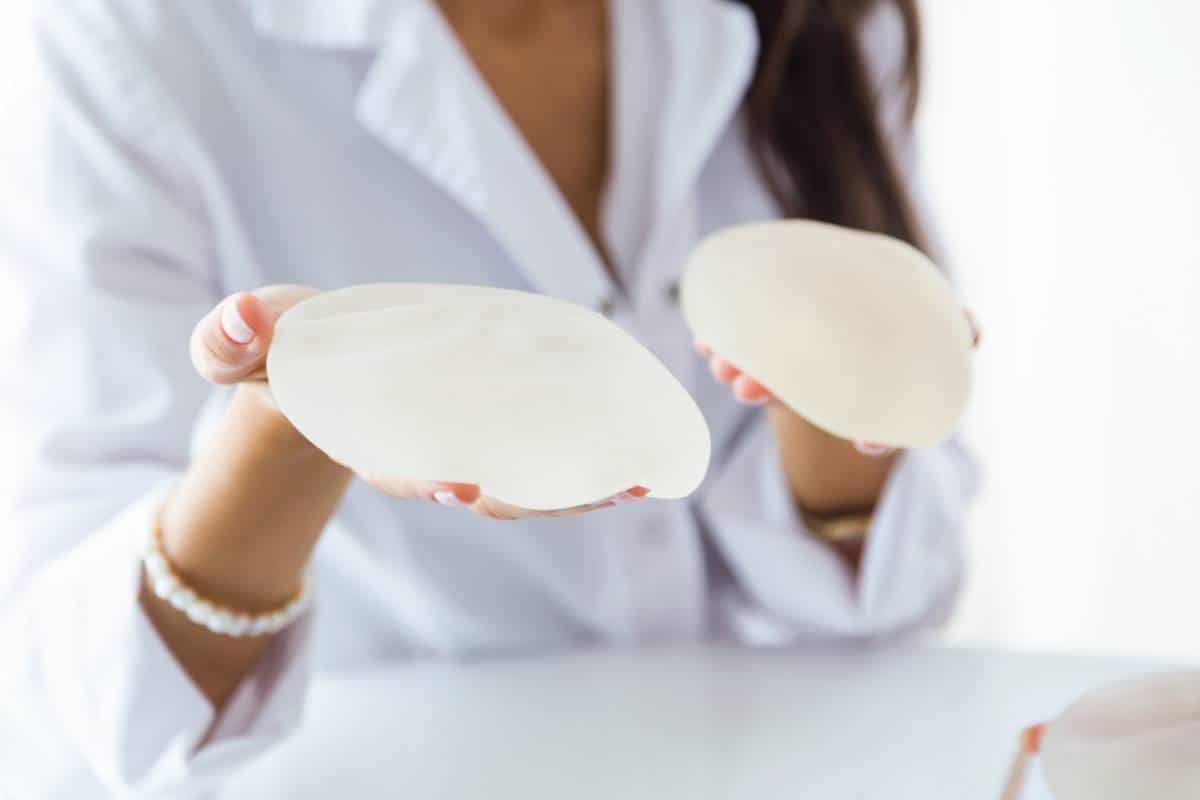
[767,404,895,515]
[230,383,356,481]
[232,382,321,457]
[159,383,351,611]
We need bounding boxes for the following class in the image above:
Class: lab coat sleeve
[700,418,979,642]
[0,5,311,796]
[700,5,979,643]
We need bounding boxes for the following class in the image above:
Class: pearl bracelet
[142,528,311,638]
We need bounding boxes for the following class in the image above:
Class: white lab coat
[0,0,978,797]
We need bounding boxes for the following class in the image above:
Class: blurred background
[0,0,1197,662]
[923,0,1200,661]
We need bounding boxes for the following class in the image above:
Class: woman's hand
[696,309,980,531]
[694,340,896,458]
[694,308,981,458]
[191,287,648,521]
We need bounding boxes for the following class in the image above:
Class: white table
[222,642,1159,799]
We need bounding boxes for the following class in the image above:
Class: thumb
[190,286,318,385]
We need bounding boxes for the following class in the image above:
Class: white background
[1,1,1198,662]
[921,0,1200,662]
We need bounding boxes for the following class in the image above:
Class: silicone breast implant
[679,220,973,448]
[1040,672,1200,800]
[266,283,711,510]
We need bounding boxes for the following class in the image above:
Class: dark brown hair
[736,0,927,251]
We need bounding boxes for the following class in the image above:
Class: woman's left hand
[695,308,981,459]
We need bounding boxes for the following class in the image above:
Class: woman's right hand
[190,287,648,521]
[158,287,644,707]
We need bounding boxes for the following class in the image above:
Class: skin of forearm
[766,404,897,517]
[141,384,351,708]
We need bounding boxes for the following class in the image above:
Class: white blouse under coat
[0,0,977,796]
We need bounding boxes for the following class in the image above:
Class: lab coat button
[666,280,681,304]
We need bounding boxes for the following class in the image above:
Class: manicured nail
[433,490,468,508]
[1022,724,1046,754]
[964,309,981,347]
[221,298,254,344]
[854,441,894,458]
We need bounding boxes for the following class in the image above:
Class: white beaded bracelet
[142,528,311,638]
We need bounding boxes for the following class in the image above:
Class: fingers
[852,440,896,459]
[553,485,649,517]
[362,477,481,505]
[1021,724,1046,755]
[731,374,771,406]
[697,312,975,458]
[364,477,649,521]
[253,284,323,320]
[695,306,982,411]
[473,486,649,520]
[365,477,509,519]
[709,355,740,384]
[696,340,773,406]
[432,484,481,508]
[190,285,320,386]
[470,495,528,522]
[191,293,270,385]
[964,308,982,347]
[696,342,896,458]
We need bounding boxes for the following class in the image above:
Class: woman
[1,0,977,796]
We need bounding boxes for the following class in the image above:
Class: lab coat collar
[248,0,410,49]
[640,0,758,281]
[249,0,758,310]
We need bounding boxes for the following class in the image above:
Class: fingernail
[1022,724,1046,754]
[740,394,770,407]
[611,491,643,505]
[854,441,894,458]
[434,490,468,508]
[964,310,982,347]
[221,298,255,344]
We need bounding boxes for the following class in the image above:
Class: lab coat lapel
[439,28,617,310]
[656,0,758,219]
[252,0,615,310]
[636,1,759,285]
[353,4,489,218]
[249,0,754,308]
[248,0,403,49]
[250,0,486,215]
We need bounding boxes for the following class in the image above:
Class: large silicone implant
[268,283,711,510]
[681,220,973,447]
